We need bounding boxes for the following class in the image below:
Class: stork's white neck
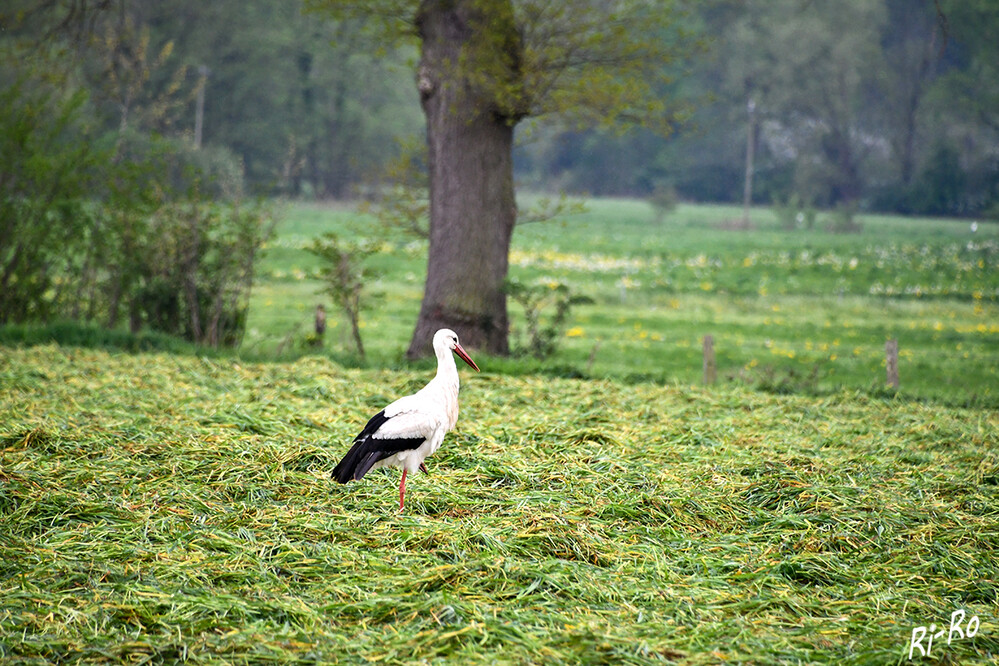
[426,345,461,430]
[435,346,459,387]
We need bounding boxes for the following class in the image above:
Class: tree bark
[406,0,521,358]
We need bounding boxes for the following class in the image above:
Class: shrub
[309,234,381,359]
[0,72,104,325]
[124,199,273,346]
[772,193,803,231]
[505,279,592,359]
[826,203,862,234]
[1,28,270,348]
[649,182,679,223]
[0,108,272,345]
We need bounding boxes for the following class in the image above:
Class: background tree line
[519,0,999,218]
[9,0,996,215]
[6,0,995,216]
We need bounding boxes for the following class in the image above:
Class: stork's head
[434,329,480,372]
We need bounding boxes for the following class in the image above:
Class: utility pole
[742,97,756,227]
[194,65,210,149]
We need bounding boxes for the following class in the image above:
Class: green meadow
[246,199,999,407]
[2,200,998,663]
[2,346,997,663]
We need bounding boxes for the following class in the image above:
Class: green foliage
[8,0,999,215]
[910,141,969,216]
[0,65,104,325]
[648,182,679,223]
[936,0,999,133]
[86,12,192,136]
[121,198,274,347]
[0,321,204,355]
[985,202,999,223]
[308,234,381,359]
[1,24,273,348]
[311,0,696,133]
[523,1,997,215]
[1,346,997,663]
[362,183,429,240]
[771,193,818,231]
[504,279,591,359]
[516,192,588,227]
[359,136,429,239]
[772,193,802,231]
[827,203,863,234]
[1,118,272,346]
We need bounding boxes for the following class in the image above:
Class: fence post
[703,335,716,385]
[885,338,899,389]
[315,304,327,338]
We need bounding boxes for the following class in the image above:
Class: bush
[0,30,272,348]
[772,193,804,230]
[910,142,967,216]
[505,279,592,359]
[0,71,272,345]
[308,234,381,359]
[117,199,274,347]
[826,203,862,234]
[649,182,679,223]
[0,72,104,325]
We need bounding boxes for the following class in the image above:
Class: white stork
[331,328,480,511]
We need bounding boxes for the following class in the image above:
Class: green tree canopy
[306,0,699,355]
[306,0,697,132]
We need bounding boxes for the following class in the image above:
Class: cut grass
[2,345,997,663]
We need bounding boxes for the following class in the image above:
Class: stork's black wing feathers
[331,410,425,483]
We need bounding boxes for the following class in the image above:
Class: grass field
[243,199,999,407]
[2,199,998,663]
[2,346,997,664]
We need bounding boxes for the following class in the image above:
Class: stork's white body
[366,345,462,475]
[331,329,479,511]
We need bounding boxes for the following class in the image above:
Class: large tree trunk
[406,0,521,358]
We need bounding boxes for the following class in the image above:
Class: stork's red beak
[453,343,480,372]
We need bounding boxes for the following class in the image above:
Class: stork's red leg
[399,468,408,512]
